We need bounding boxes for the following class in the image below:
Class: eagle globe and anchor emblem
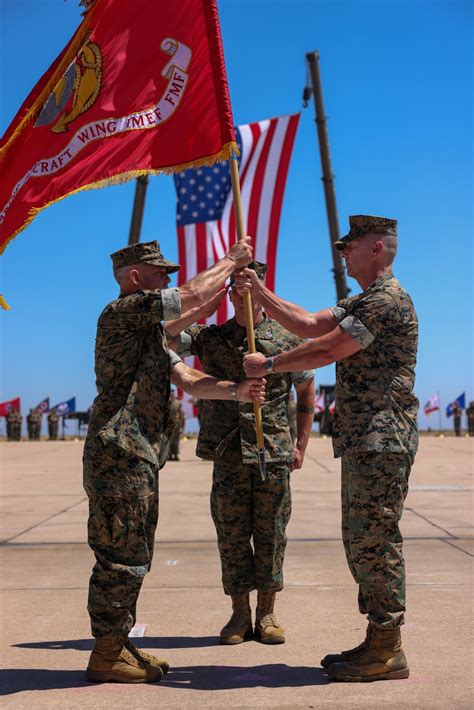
[35,32,103,133]
[35,35,192,133]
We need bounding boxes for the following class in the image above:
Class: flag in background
[446,393,466,417]
[35,397,50,414]
[0,397,21,416]
[315,393,325,413]
[175,114,300,320]
[173,114,300,417]
[52,397,76,415]
[0,0,236,265]
[423,393,440,416]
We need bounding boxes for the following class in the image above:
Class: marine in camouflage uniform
[26,409,34,440]
[83,237,259,684]
[48,410,59,440]
[452,403,462,436]
[167,391,185,461]
[27,409,41,440]
[12,411,22,440]
[467,401,474,437]
[238,216,418,681]
[168,262,315,645]
[6,410,15,441]
[34,410,42,439]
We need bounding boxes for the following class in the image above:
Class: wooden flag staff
[229,157,266,481]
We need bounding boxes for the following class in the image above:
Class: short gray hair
[113,263,141,285]
[381,234,398,265]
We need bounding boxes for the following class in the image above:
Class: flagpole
[305,51,348,301]
[128,175,149,246]
[229,157,266,481]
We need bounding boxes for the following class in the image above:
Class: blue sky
[0,0,472,432]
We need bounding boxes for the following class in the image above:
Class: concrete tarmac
[0,436,473,709]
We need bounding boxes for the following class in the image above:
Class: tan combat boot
[327,625,409,682]
[321,624,373,668]
[219,592,253,645]
[124,638,170,675]
[86,636,164,683]
[254,591,285,644]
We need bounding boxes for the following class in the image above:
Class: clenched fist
[227,237,253,269]
[236,377,266,403]
[243,352,269,378]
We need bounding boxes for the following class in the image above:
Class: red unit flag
[0,398,21,416]
[0,0,236,258]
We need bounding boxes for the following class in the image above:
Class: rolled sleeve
[174,332,194,358]
[350,292,401,342]
[291,369,314,385]
[161,288,181,320]
[169,350,183,369]
[338,314,375,349]
[330,305,347,323]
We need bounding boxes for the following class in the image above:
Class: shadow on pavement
[0,669,89,695]
[0,664,330,695]
[162,664,330,689]
[13,636,219,651]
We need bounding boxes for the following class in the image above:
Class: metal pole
[128,175,149,245]
[437,391,442,433]
[306,51,348,301]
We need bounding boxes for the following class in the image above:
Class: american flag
[174,114,300,325]
[315,393,325,413]
[423,392,440,416]
[173,114,300,419]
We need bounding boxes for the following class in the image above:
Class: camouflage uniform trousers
[48,423,58,440]
[211,458,292,595]
[341,451,412,628]
[83,442,159,639]
[170,427,180,457]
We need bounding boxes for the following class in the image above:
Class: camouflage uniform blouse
[175,316,314,465]
[85,288,182,467]
[330,272,419,457]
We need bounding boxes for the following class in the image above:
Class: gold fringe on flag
[0,295,11,311]
[0,141,239,258]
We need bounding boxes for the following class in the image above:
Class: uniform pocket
[88,493,155,572]
[344,452,410,527]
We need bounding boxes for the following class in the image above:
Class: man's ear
[373,240,384,256]
[129,268,140,286]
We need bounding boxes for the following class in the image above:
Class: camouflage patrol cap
[334,215,397,251]
[229,260,267,287]
[111,240,180,273]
